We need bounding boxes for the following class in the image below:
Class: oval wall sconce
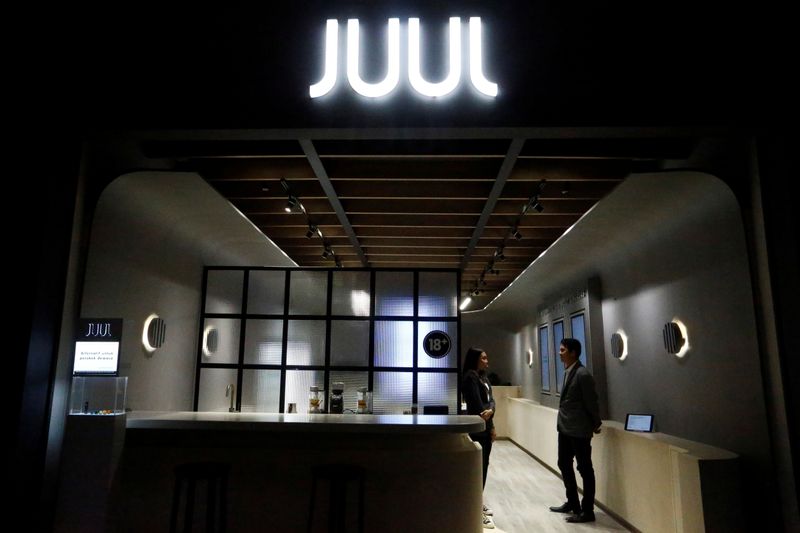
[142,313,166,353]
[662,319,689,358]
[527,348,534,367]
[202,326,219,357]
[611,330,628,361]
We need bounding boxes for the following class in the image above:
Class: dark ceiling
[145,136,695,307]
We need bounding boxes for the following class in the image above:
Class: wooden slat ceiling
[159,137,694,308]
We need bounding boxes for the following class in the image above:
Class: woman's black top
[462,369,495,433]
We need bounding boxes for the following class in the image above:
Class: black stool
[307,464,365,533]
[170,461,230,533]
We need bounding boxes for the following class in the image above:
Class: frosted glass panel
[198,368,239,412]
[570,313,587,366]
[247,270,286,314]
[286,370,325,413]
[539,326,550,392]
[289,271,328,315]
[375,272,413,316]
[418,321,458,369]
[287,320,326,366]
[244,319,283,365]
[329,371,369,412]
[332,271,371,316]
[241,370,281,412]
[205,270,243,314]
[418,372,458,414]
[374,321,413,367]
[330,321,369,366]
[553,321,566,393]
[201,318,240,364]
[418,272,457,317]
[373,372,412,414]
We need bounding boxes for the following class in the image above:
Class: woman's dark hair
[560,338,582,357]
[463,347,485,372]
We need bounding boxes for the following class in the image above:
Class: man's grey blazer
[557,363,601,439]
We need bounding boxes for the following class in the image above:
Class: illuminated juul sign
[310,17,498,98]
[85,322,113,337]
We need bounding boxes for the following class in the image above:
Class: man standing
[549,338,602,523]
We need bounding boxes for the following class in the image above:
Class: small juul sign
[310,17,498,98]
[73,318,123,375]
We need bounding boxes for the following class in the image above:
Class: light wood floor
[483,440,630,532]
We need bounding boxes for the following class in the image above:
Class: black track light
[322,246,332,259]
[512,228,522,240]
[531,201,544,213]
[285,196,299,213]
[306,224,318,238]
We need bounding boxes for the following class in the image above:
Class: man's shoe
[549,502,580,514]
[566,512,596,523]
[482,504,494,516]
[482,513,496,529]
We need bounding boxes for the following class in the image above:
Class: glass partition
[197,268,460,413]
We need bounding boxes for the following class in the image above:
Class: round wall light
[142,313,166,353]
[662,319,690,358]
[202,326,219,357]
[611,329,628,361]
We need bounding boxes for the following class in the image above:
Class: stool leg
[330,479,345,533]
[307,475,318,533]
[358,476,365,533]
[184,478,195,533]
[206,477,217,533]
[219,474,228,533]
[170,477,182,533]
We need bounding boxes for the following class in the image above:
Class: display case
[69,376,128,415]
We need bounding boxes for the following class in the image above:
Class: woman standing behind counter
[462,347,497,529]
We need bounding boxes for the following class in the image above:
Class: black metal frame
[194,267,462,413]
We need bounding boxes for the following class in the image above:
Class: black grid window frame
[194,267,461,413]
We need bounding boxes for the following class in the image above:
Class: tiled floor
[482,440,630,532]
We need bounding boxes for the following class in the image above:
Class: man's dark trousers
[557,432,595,513]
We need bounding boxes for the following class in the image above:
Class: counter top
[127,411,485,435]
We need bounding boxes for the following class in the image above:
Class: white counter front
[100,411,485,533]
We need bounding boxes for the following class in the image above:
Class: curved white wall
[463,171,773,526]
[80,172,295,411]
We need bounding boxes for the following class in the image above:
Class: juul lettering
[310,17,498,98]
[85,322,113,338]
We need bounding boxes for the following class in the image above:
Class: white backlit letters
[310,17,498,98]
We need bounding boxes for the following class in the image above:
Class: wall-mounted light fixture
[459,296,472,311]
[611,329,628,361]
[527,348,534,367]
[142,313,166,353]
[663,319,690,358]
[202,325,218,357]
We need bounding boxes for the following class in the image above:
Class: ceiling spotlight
[560,182,571,195]
[335,256,343,268]
[285,196,299,213]
[512,228,522,240]
[306,225,318,238]
[322,246,332,259]
[531,201,544,213]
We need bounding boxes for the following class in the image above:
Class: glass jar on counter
[357,387,370,414]
[309,385,323,413]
